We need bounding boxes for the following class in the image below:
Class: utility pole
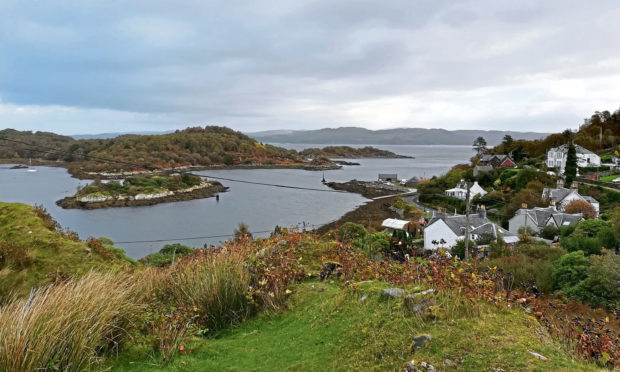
[464,181,471,260]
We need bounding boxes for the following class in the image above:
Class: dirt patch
[317,196,401,234]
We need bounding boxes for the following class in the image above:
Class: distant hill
[0,126,311,175]
[71,131,172,139]
[248,127,549,146]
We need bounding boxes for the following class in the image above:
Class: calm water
[0,145,473,259]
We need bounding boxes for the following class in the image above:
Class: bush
[353,232,391,259]
[140,243,195,267]
[486,254,555,293]
[336,222,368,242]
[566,253,620,308]
[560,235,603,256]
[539,226,559,240]
[552,251,589,291]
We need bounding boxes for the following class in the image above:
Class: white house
[546,144,601,173]
[542,183,599,217]
[445,179,487,200]
[424,209,518,250]
[508,206,582,235]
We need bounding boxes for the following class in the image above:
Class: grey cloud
[0,0,619,133]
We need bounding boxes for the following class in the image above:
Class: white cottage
[445,179,487,200]
[542,185,599,217]
[424,210,518,250]
[546,144,601,173]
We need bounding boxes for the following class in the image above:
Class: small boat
[27,158,37,173]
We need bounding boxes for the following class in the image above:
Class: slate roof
[548,213,582,227]
[515,206,582,229]
[428,214,516,240]
[542,187,599,205]
[549,144,596,155]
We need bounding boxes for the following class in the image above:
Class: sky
[0,1,619,135]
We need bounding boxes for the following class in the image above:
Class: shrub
[0,272,138,371]
[539,226,559,240]
[486,254,555,293]
[552,251,589,291]
[336,222,368,242]
[566,253,620,308]
[353,232,391,259]
[140,243,194,267]
[560,235,602,256]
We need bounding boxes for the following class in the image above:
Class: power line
[113,223,322,244]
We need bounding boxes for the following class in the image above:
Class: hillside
[249,127,549,146]
[299,145,412,159]
[0,202,135,298]
[0,210,617,370]
[109,281,598,371]
[0,126,334,175]
[491,106,620,159]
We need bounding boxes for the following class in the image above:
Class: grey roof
[548,213,582,227]
[582,196,598,204]
[542,187,599,205]
[516,206,582,228]
[542,187,573,202]
[548,144,596,155]
[429,214,516,238]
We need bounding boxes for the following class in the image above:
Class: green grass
[600,174,620,182]
[0,202,135,298]
[107,281,600,371]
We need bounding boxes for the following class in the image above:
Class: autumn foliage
[565,200,597,219]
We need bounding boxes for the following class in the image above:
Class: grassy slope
[109,281,599,371]
[0,202,134,298]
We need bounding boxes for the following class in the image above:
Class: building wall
[424,219,459,250]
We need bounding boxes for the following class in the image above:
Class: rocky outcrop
[57,181,227,209]
[380,288,404,299]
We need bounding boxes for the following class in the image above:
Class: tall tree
[473,136,487,156]
[502,135,514,149]
[565,141,577,187]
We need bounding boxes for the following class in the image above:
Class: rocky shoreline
[56,181,228,209]
[326,180,406,199]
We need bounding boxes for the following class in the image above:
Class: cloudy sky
[1,1,619,135]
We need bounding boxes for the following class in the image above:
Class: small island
[56,173,227,209]
[299,146,413,159]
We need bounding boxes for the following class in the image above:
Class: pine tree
[565,142,577,187]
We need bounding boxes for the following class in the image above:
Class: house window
[556,152,562,159]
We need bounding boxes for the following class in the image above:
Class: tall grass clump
[0,272,139,372]
[166,248,251,333]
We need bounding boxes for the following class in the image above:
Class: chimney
[438,207,447,216]
[521,203,528,209]
[557,178,565,189]
[550,200,556,211]
[478,204,487,218]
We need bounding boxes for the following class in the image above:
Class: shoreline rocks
[56,181,227,209]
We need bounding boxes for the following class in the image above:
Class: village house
[478,154,517,168]
[423,208,518,250]
[445,179,487,200]
[542,180,599,217]
[378,173,398,182]
[508,205,582,235]
[546,144,601,173]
